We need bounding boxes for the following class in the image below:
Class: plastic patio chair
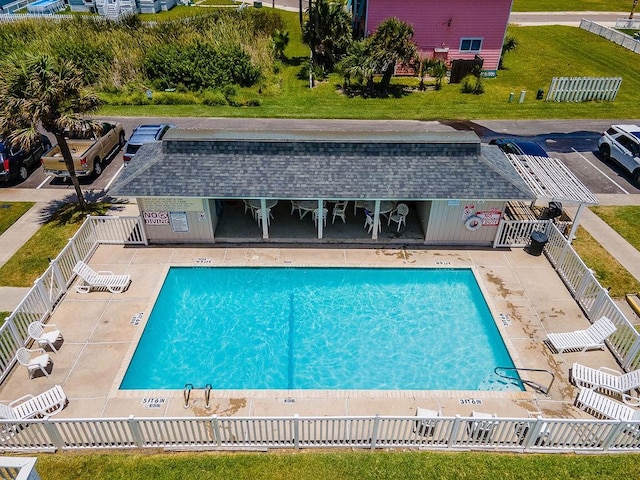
[15,347,52,379]
[28,321,63,353]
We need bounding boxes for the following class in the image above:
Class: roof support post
[567,203,585,244]
[372,200,381,240]
[260,198,269,239]
[317,199,324,239]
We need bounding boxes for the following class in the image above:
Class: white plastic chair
[466,411,497,441]
[73,261,131,294]
[16,347,51,379]
[28,321,63,353]
[575,387,640,422]
[313,208,328,227]
[546,316,616,353]
[353,200,366,216]
[332,201,348,224]
[0,385,67,420]
[290,200,301,216]
[364,214,381,234]
[571,363,640,404]
[255,208,273,227]
[388,203,409,232]
[413,407,441,437]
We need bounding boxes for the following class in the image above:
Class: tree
[302,0,352,72]
[271,29,290,60]
[338,39,376,92]
[428,59,448,90]
[0,54,100,211]
[368,18,418,93]
[499,35,518,70]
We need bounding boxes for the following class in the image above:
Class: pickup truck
[41,122,125,178]
[0,135,52,183]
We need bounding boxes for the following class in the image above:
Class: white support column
[317,199,324,239]
[567,203,585,244]
[372,200,381,240]
[260,199,269,240]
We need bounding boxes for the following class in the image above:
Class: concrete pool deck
[0,245,622,421]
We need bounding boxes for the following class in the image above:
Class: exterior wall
[69,0,93,11]
[139,0,161,13]
[423,199,507,245]
[365,0,512,74]
[138,197,215,244]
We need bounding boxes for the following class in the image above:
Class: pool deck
[0,245,621,421]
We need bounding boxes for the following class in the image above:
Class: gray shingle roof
[109,130,535,201]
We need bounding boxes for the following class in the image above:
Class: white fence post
[293,414,300,450]
[50,260,67,297]
[42,419,65,451]
[370,415,380,450]
[447,416,462,449]
[623,337,640,370]
[211,415,222,446]
[128,415,145,448]
[33,277,52,313]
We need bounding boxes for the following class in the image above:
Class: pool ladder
[183,383,212,409]
[494,367,555,396]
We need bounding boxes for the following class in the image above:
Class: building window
[459,38,482,52]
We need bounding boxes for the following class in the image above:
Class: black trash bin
[528,231,548,256]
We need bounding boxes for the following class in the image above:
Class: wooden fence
[580,18,640,54]
[545,77,622,102]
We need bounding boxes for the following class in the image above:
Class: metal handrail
[495,367,555,396]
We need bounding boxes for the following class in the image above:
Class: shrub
[53,40,113,85]
[202,90,228,106]
[460,74,485,95]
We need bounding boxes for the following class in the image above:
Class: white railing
[580,18,640,55]
[615,18,640,29]
[544,224,640,371]
[0,457,41,479]
[545,76,622,102]
[0,216,146,383]
[493,219,571,248]
[1,415,639,453]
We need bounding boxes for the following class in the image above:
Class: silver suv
[598,125,640,185]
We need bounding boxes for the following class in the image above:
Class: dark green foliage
[54,41,113,85]
[460,74,485,94]
[302,0,353,71]
[143,42,261,90]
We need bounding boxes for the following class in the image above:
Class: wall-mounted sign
[143,211,169,225]
[169,211,189,232]
[143,197,203,212]
[448,200,460,206]
[463,204,475,220]
[477,209,502,226]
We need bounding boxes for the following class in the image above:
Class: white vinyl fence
[545,77,622,102]
[615,18,640,29]
[1,414,639,453]
[0,457,40,480]
[0,216,146,384]
[580,18,640,54]
[2,216,640,454]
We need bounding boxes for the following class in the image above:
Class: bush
[460,74,484,95]
[143,42,262,91]
[54,40,113,85]
[202,90,228,106]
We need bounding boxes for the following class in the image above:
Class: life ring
[465,215,482,231]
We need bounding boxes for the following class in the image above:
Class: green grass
[0,312,10,322]
[137,4,226,20]
[31,450,640,479]
[197,0,238,5]
[0,202,110,287]
[98,24,640,120]
[591,206,640,252]
[0,202,35,236]
[513,0,631,11]
[571,225,640,298]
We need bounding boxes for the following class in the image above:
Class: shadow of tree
[338,83,412,99]
[38,190,128,226]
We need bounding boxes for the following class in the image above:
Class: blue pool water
[121,267,522,391]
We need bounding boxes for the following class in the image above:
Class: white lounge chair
[571,363,640,404]
[16,347,51,379]
[413,407,442,437]
[28,321,63,353]
[546,316,616,353]
[466,411,497,441]
[575,387,640,422]
[0,385,67,420]
[73,260,131,294]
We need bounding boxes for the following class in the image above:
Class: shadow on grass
[38,191,128,227]
[337,83,413,99]
[283,55,306,68]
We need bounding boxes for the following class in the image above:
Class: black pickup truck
[0,135,52,183]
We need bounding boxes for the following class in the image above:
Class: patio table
[364,201,395,217]
[298,201,324,219]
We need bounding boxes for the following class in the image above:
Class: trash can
[528,231,548,256]
[253,1,262,6]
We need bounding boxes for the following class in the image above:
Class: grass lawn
[513,0,631,11]
[590,205,640,252]
[0,202,35,236]
[32,450,640,479]
[0,202,110,287]
[99,22,640,120]
[571,225,640,298]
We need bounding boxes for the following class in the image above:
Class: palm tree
[499,35,518,70]
[302,0,353,72]
[369,18,418,93]
[0,54,101,210]
[338,39,376,91]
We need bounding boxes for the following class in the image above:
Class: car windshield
[125,144,142,155]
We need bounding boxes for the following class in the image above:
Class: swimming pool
[27,0,65,14]
[121,267,522,391]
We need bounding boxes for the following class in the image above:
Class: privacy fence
[1,216,640,453]
[580,18,640,55]
[545,76,622,102]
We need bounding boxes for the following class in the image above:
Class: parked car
[41,122,125,178]
[489,138,548,157]
[598,124,640,185]
[123,124,174,164]
[0,135,52,183]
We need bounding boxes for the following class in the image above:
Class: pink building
[359,0,513,76]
